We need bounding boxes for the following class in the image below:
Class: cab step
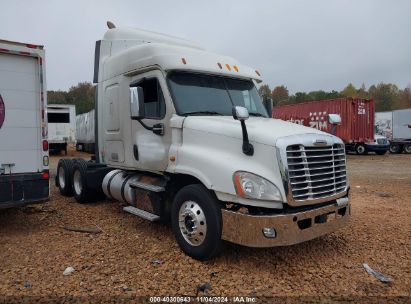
[129,181,165,193]
[123,206,160,222]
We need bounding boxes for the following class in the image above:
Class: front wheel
[171,184,223,260]
[355,144,367,155]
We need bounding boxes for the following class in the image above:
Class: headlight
[233,171,282,201]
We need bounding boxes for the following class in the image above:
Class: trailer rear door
[0,53,41,174]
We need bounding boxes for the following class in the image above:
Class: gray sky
[1,0,410,93]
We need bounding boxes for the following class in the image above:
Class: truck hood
[183,116,330,146]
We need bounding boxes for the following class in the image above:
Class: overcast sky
[1,0,410,93]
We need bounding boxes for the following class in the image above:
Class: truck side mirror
[130,87,145,119]
[232,106,249,121]
[328,114,341,125]
[263,98,273,117]
[232,106,253,156]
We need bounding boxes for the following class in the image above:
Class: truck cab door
[129,70,172,172]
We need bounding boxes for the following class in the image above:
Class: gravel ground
[0,151,410,301]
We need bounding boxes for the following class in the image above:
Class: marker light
[42,140,48,151]
[233,65,239,72]
[41,171,49,180]
[255,70,261,76]
[225,64,231,71]
[181,58,187,64]
[217,62,222,69]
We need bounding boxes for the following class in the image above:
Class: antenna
[107,21,116,29]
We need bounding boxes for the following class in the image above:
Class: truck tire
[171,184,223,260]
[355,144,367,155]
[389,143,403,154]
[72,159,100,203]
[57,159,74,196]
[404,144,411,154]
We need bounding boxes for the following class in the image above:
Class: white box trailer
[0,39,49,209]
[375,109,411,153]
[75,109,95,153]
[47,104,76,154]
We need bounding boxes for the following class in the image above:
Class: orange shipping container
[272,98,375,144]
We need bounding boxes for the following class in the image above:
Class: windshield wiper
[249,112,265,117]
[182,111,224,116]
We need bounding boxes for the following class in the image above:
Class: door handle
[152,123,164,136]
[133,145,139,161]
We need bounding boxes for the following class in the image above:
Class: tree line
[48,82,95,115]
[258,82,411,112]
[47,81,411,115]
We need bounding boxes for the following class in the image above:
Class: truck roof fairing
[97,27,262,83]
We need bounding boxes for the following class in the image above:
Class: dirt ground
[0,150,410,302]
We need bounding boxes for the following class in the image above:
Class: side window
[131,78,165,119]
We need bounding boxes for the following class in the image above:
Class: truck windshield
[168,72,268,117]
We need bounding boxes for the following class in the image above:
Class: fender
[168,127,287,209]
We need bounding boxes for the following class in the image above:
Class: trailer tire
[171,184,223,260]
[355,144,367,155]
[72,160,98,203]
[389,143,403,154]
[57,159,74,196]
[404,144,411,154]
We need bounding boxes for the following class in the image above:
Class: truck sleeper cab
[56,24,350,260]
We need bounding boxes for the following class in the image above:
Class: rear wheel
[389,143,403,154]
[404,144,411,154]
[171,184,223,260]
[57,159,74,196]
[355,144,367,155]
[72,159,102,203]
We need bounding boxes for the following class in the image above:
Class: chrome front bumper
[221,201,350,247]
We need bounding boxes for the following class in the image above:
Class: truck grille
[286,144,347,201]
[377,138,387,145]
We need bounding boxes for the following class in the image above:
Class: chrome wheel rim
[178,200,207,246]
[357,146,365,154]
[73,170,82,195]
[58,167,65,188]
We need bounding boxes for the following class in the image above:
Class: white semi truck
[56,23,350,260]
[0,39,49,209]
[47,104,76,155]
